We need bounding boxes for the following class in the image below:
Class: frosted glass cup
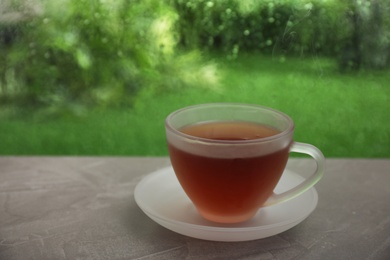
[165,103,325,224]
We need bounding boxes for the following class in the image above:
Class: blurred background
[0,0,389,157]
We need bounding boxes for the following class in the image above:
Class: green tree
[0,0,219,111]
[173,0,352,56]
[172,0,390,70]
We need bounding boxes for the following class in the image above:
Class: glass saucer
[134,166,318,242]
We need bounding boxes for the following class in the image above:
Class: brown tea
[180,121,280,140]
[168,121,291,223]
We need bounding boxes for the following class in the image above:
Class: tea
[168,121,290,223]
[180,121,280,140]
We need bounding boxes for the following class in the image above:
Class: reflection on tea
[180,121,280,140]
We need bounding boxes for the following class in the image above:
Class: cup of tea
[165,103,325,224]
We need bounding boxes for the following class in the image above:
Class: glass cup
[165,103,325,223]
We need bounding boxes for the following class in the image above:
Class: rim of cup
[165,103,295,145]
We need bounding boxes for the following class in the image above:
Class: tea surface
[180,121,280,141]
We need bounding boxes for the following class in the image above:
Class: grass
[1,54,389,157]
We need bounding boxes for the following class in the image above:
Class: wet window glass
[1,0,389,156]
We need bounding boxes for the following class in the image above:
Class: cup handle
[262,142,325,207]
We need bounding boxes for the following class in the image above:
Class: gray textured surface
[0,157,389,260]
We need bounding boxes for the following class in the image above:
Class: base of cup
[198,209,257,224]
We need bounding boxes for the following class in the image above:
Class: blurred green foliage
[173,0,350,56]
[173,0,390,65]
[0,0,389,111]
[0,0,218,110]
